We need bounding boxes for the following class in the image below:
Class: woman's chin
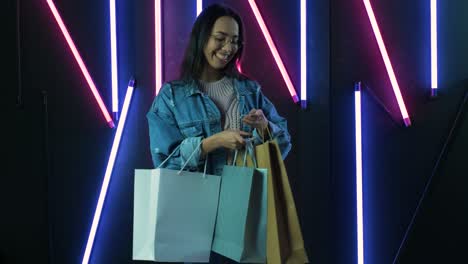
[211,63,228,71]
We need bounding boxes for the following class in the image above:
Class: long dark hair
[179,4,246,82]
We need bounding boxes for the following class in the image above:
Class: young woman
[147,3,291,173]
[146,3,292,263]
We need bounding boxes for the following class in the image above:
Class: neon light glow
[197,0,202,16]
[236,59,243,74]
[363,0,411,126]
[81,79,135,264]
[300,0,307,108]
[354,82,364,264]
[45,0,114,128]
[247,0,299,103]
[155,0,162,94]
[431,0,438,96]
[110,0,118,116]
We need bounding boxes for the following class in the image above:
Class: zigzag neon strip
[46,0,114,128]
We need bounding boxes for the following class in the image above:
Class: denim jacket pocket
[180,122,204,138]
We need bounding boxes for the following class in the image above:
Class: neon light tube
[354,82,364,264]
[300,0,307,108]
[81,79,135,264]
[197,0,202,16]
[110,0,119,117]
[155,0,162,94]
[46,0,114,128]
[363,0,411,127]
[431,0,438,96]
[247,0,299,103]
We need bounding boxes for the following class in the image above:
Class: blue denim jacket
[147,78,291,175]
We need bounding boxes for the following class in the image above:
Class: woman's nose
[221,43,234,53]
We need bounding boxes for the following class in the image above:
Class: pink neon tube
[363,0,411,126]
[247,0,299,103]
[155,0,162,94]
[46,0,114,128]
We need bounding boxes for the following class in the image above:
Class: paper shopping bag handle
[178,141,208,177]
[158,142,208,178]
[260,125,273,143]
[232,138,257,168]
[157,144,182,169]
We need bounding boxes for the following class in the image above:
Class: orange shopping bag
[255,139,308,264]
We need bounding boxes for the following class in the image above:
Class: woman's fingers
[234,133,244,143]
[242,110,268,131]
[242,116,259,125]
[218,130,250,150]
[239,130,252,137]
[253,109,263,118]
[243,109,266,122]
[250,109,264,119]
[232,130,252,149]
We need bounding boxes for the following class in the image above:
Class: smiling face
[202,16,240,80]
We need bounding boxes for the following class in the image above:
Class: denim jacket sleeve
[146,84,204,169]
[251,83,292,159]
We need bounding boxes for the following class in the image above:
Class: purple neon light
[300,0,307,108]
[355,82,364,264]
[197,0,202,16]
[431,0,438,96]
[82,79,135,264]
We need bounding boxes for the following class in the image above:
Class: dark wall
[6,0,467,263]
[398,85,468,263]
[6,0,50,263]
[331,0,468,263]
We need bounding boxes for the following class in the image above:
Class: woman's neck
[200,67,224,82]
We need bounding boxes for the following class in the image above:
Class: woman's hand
[201,130,251,155]
[242,109,269,132]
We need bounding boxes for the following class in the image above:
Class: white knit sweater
[199,76,240,131]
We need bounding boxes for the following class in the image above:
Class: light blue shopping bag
[212,139,268,263]
[133,144,221,263]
